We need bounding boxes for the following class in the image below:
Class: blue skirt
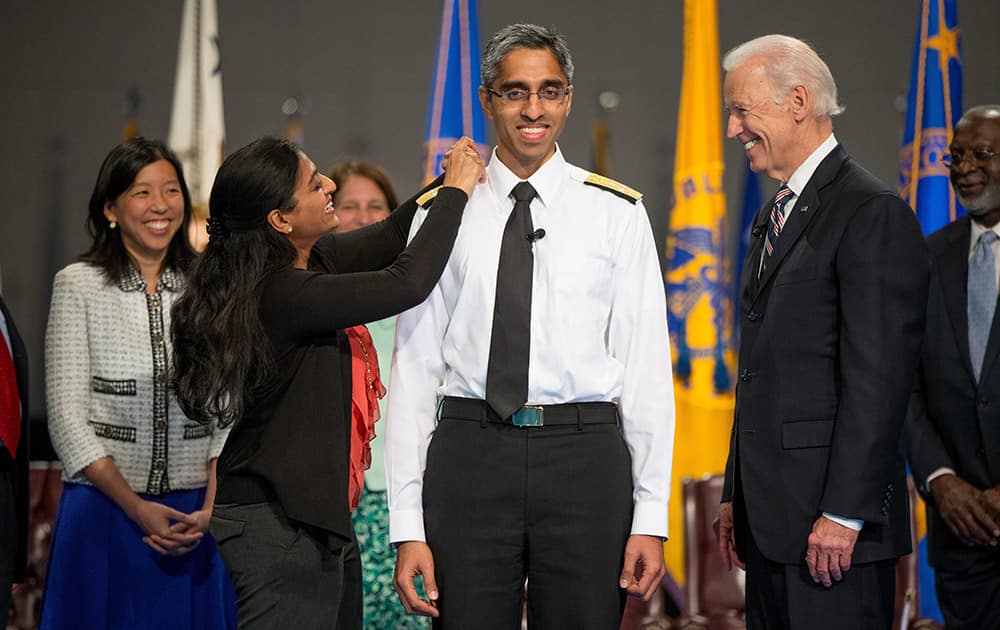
[40,482,237,630]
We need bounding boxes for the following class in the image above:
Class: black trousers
[210,501,361,630]
[423,417,634,630]
[0,464,14,629]
[934,549,1000,630]
[744,519,896,630]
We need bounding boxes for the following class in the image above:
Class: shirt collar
[969,219,1000,256]
[784,133,838,197]
[117,265,182,293]
[487,145,566,209]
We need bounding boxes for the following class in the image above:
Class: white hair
[723,34,844,118]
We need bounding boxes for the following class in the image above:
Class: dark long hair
[171,137,301,427]
[80,138,196,281]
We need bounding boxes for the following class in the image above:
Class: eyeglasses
[941,149,1000,169]
[485,85,571,104]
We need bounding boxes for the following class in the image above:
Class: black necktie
[486,181,537,420]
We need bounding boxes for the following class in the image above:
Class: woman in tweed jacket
[40,138,236,629]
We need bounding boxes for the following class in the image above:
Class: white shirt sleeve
[608,200,676,539]
[385,209,449,544]
[822,512,864,531]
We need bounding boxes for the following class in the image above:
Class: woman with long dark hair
[41,138,236,629]
[171,135,483,629]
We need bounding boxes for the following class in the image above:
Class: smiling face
[281,153,338,260]
[479,47,573,179]
[103,159,184,269]
[950,112,1000,225]
[333,174,390,233]
[724,61,803,182]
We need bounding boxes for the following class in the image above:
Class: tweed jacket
[46,262,228,495]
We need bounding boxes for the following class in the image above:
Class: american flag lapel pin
[799,205,809,213]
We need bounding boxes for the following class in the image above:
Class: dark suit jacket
[722,145,930,565]
[0,295,28,582]
[905,216,1000,571]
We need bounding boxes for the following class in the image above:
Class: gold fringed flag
[663,0,735,585]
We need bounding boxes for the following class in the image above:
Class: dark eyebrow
[497,79,567,90]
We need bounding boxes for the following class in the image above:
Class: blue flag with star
[898,0,961,622]
[421,0,489,183]
[898,0,962,234]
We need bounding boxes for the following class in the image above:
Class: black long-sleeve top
[215,180,464,540]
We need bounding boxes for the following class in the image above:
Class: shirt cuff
[822,512,863,531]
[388,507,427,545]
[926,467,956,492]
[630,497,670,539]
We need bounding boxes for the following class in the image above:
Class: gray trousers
[211,501,361,630]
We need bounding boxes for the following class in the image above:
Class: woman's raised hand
[441,136,486,196]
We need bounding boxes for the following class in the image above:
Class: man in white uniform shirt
[386,23,675,629]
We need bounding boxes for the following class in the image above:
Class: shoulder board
[582,173,642,204]
[416,186,442,208]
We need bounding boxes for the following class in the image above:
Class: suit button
[740,368,752,382]
[979,397,989,406]
[747,311,760,322]
[978,447,986,457]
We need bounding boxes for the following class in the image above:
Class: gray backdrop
[2,0,998,414]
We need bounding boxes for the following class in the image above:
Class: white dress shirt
[386,146,675,543]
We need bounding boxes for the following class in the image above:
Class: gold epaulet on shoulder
[583,173,642,204]
[416,186,443,208]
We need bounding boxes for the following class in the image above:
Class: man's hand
[981,486,1000,526]
[618,534,666,601]
[930,474,999,546]
[393,541,440,617]
[805,516,859,587]
[716,502,745,571]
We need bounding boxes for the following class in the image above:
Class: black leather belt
[439,396,619,428]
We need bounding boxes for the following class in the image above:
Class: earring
[287,226,293,233]
[109,221,117,229]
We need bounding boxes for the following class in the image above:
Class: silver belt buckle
[511,405,544,427]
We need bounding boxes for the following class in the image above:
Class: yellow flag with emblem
[663,0,735,586]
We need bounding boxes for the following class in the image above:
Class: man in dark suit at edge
[714,34,930,628]
[905,104,1000,630]
[0,290,29,627]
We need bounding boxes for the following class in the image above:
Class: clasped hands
[130,499,210,556]
[930,474,1000,547]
